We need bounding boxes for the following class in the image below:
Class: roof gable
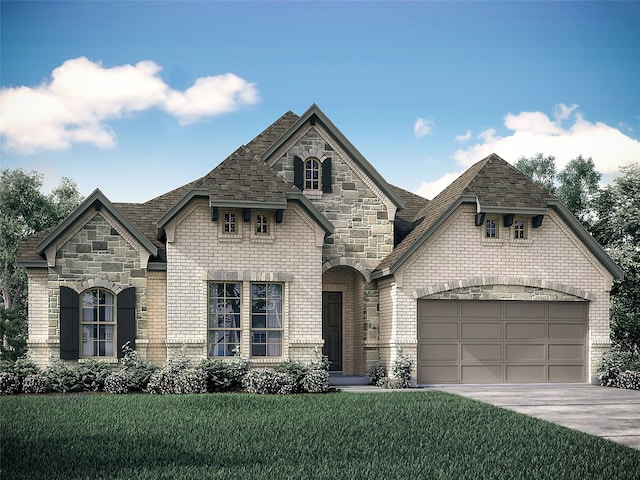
[374,153,622,280]
[31,189,158,266]
[260,104,406,210]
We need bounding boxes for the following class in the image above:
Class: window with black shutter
[293,156,304,190]
[322,157,332,193]
[117,287,136,358]
[59,286,80,360]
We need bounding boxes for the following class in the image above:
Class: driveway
[434,384,640,450]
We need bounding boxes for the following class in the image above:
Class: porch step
[328,374,371,386]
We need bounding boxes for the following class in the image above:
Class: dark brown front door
[322,292,342,372]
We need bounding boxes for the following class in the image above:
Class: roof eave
[36,189,158,258]
[545,198,624,279]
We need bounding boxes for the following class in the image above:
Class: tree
[592,164,640,357]
[556,155,601,230]
[514,153,557,194]
[0,169,83,360]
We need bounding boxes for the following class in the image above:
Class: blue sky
[1,1,639,202]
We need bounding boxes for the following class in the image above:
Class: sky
[1,1,639,203]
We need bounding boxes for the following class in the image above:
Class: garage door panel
[419,343,458,362]
[548,365,584,383]
[462,344,502,361]
[418,300,458,318]
[461,365,502,383]
[506,365,545,383]
[418,300,587,384]
[549,323,585,340]
[419,322,458,340]
[506,322,545,340]
[548,302,585,319]
[549,344,584,361]
[506,344,545,361]
[419,365,458,383]
[506,302,545,319]
[461,322,502,339]
[461,301,501,318]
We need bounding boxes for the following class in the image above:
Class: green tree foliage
[557,155,601,230]
[592,164,640,357]
[514,153,557,194]
[0,169,83,360]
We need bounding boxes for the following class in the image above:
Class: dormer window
[305,158,320,190]
[224,213,236,233]
[256,213,269,235]
[514,218,526,239]
[485,218,498,238]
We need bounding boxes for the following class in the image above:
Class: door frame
[322,291,343,372]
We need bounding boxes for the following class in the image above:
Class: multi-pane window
[224,213,236,233]
[514,219,526,239]
[255,213,269,235]
[305,159,320,190]
[251,283,283,357]
[208,283,241,357]
[81,289,115,357]
[485,218,498,238]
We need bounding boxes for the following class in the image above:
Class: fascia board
[16,260,48,268]
[210,200,287,210]
[478,205,548,215]
[37,189,158,257]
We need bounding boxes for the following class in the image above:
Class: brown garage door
[417,300,587,384]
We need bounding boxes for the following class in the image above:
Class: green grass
[2,391,639,479]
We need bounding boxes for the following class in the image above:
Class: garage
[418,300,587,384]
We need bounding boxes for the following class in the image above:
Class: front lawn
[2,391,639,479]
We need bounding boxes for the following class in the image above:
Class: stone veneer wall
[165,199,324,364]
[146,271,167,365]
[28,214,148,366]
[271,127,395,270]
[379,204,614,383]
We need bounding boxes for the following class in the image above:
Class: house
[17,104,623,384]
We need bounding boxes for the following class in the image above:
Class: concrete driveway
[434,384,640,450]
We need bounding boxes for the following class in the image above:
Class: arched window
[305,158,320,190]
[81,289,116,357]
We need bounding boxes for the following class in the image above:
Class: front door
[322,292,342,371]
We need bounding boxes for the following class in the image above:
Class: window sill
[303,190,323,200]
[481,238,504,246]
[79,357,118,364]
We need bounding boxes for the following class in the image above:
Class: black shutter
[117,287,136,358]
[59,286,80,360]
[293,156,304,190]
[322,158,332,193]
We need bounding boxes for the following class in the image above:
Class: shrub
[21,374,48,394]
[615,370,640,390]
[198,356,248,392]
[275,360,308,393]
[242,368,298,395]
[367,360,386,386]
[146,368,207,395]
[302,368,329,393]
[146,350,207,394]
[119,343,157,391]
[0,372,20,395]
[45,362,82,393]
[104,370,130,394]
[0,356,40,385]
[380,349,414,389]
[598,346,635,387]
[77,359,112,392]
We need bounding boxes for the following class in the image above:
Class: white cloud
[454,105,640,175]
[454,130,471,142]
[554,103,578,122]
[0,57,260,154]
[414,117,435,138]
[415,170,463,200]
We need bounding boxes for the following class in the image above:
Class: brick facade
[379,204,613,382]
